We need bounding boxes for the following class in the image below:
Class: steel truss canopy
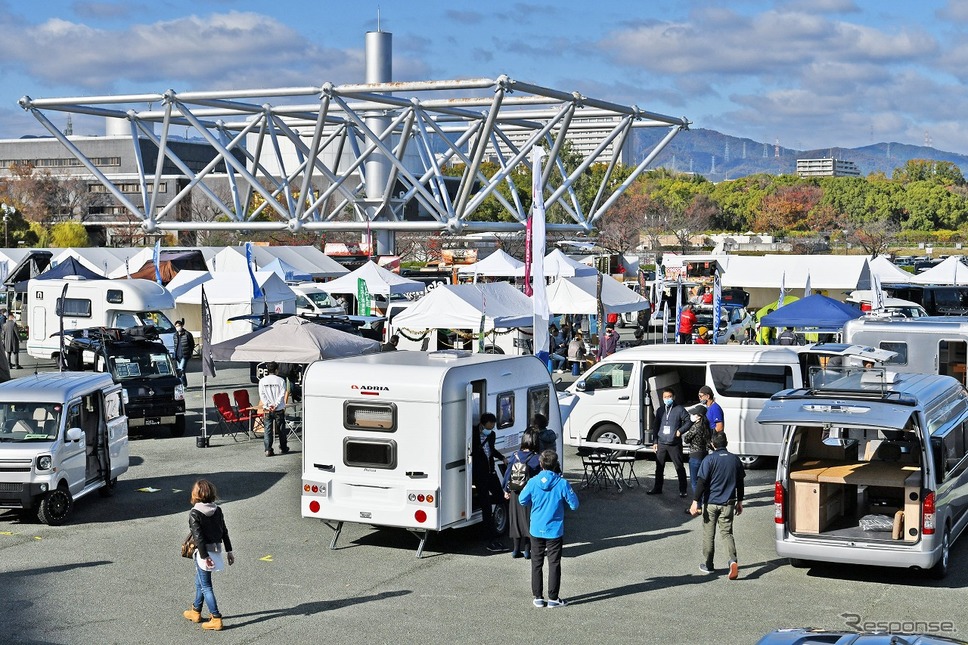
[19,76,689,234]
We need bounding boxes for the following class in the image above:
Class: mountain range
[633,127,968,181]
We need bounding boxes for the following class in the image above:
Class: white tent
[910,255,968,285]
[392,282,533,330]
[546,275,650,314]
[457,249,524,277]
[519,248,599,278]
[720,254,872,309]
[869,255,915,284]
[165,270,296,343]
[211,316,379,363]
[322,260,425,296]
[208,245,347,279]
[51,248,139,277]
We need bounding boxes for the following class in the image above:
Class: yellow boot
[202,616,223,631]
[183,608,202,623]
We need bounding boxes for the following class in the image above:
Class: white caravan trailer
[26,277,177,360]
[300,350,562,557]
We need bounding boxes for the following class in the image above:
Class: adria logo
[351,385,389,391]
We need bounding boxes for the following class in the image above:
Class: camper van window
[527,386,550,424]
[104,391,122,421]
[584,363,633,391]
[344,402,397,432]
[106,289,124,304]
[56,297,92,318]
[709,364,794,399]
[878,342,908,365]
[344,438,396,469]
[140,311,175,333]
[931,423,967,480]
[115,313,137,328]
[497,392,515,429]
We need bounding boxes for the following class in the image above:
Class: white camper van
[300,350,562,556]
[290,282,344,316]
[26,277,177,360]
[0,372,129,525]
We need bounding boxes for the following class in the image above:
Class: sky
[2,0,967,155]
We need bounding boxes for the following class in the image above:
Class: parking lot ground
[1,361,966,644]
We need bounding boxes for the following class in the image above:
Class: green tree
[893,159,966,186]
[49,221,90,247]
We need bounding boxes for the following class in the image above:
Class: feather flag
[201,285,216,378]
[674,275,683,344]
[153,240,162,286]
[244,241,263,299]
[530,147,550,360]
[712,275,722,345]
[804,272,813,298]
[777,271,786,309]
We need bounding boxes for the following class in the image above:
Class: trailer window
[344,438,396,469]
[497,392,514,429]
[527,386,550,426]
[56,297,92,318]
[709,364,793,398]
[344,402,397,432]
[106,289,124,304]
[878,342,908,365]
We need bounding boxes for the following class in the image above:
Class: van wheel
[929,528,951,580]
[171,415,186,437]
[37,488,73,526]
[98,478,117,498]
[482,345,504,355]
[737,455,765,469]
[589,424,627,444]
[788,557,810,569]
[492,501,508,534]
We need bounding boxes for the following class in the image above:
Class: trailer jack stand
[323,521,343,550]
[408,530,429,558]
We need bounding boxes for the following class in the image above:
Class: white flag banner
[531,147,550,359]
[777,271,787,309]
[804,272,813,298]
[871,272,885,312]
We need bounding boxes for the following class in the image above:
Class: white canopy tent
[456,249,524,277]
[516,248,599,278]
[322,260,425,296]
[720,255,872,309]
[910,256,968,285]
[546,275,650,314]
[869,255,915,284]
[165,270,296,343]
[392,282,534,330]
[207,245,347,279]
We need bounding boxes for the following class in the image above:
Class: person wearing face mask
[472,412,508,552]
[681,404,712,513]
[647,388,691,497]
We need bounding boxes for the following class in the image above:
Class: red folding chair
[213,392,250,442]
[232,389,264,436]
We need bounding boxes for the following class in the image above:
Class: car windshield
[0,403,62,442]
[303,291,333,307]
[109,351,176,380]
[137,311,175,333]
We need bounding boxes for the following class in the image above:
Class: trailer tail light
[309,500,320,513]
[774,481,785,524]
[923,491,936,535]
[860,302,871,312]
[415,510,427,523]
[407,490,438,507]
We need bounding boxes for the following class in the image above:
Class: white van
[290,282,344,316]
[760,367,968,578]
[0,372,129,525]
[558,344,890,467]
[26,277,177,360]
[300,350,562,557]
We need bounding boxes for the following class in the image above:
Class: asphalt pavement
[0,351,965,645]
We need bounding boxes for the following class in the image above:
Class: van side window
[104,391,123,421]
[343,402,396,432]
[584,362,633,391]
[710,364,793,398]
[932,422,967,480]
[56,298,92,318]
[527,386,550,425]
[878,342,908,365]
[65,402,82,434]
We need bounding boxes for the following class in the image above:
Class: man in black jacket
[472,412,507,552]
[647,387,691,497]
[174,319,195,387]
[689,432,745,579]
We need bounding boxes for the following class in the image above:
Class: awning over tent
[759,294,862,331]
[516,248,599,278]
[392,282,533,330]
[210,316,379,363]
[546,275,650,314]
[322,260,425,296]
[909,256,968,285]
[721,255,872,291]
[457,249,524,277]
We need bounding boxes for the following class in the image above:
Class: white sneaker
[546,598,567,608]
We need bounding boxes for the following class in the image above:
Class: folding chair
[232,389,264,437]
[213,392,250,442]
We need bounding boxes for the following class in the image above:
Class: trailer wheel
[928,528,951,580]
[37,487,73,526]
[482,345,504,355]
[589,423,627,444]
[737,454,765,469]
[171,415,186,437]
[492,501,508,534]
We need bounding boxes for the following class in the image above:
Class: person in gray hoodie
[519,450,579,608]
[183,479,235,631]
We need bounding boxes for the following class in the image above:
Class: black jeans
[473,472,502,538]
[653,443,687,494]
[263,409,287,453]
[531,537,563,600]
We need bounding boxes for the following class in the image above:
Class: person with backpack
[503,428,542,560]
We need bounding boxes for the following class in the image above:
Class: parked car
[694,305,754,343]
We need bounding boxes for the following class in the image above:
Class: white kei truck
[0,372,129,525]
[300,350,563,557]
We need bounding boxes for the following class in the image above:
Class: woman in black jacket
[183,479,235,631]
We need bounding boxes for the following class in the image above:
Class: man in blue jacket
[648,387,691,497]
[689,432,745,579]
[519,450,579,608]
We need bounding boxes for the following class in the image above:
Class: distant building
[796,157,861,178]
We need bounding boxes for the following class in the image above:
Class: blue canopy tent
[759,294,862,332]
[13,256,105,292]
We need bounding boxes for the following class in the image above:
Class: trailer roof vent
[428,350,472,361]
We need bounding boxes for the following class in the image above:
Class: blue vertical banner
[153,239,162,285]
[245,241,263,299]
[674,275,683,344]
[712,275,722,345]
